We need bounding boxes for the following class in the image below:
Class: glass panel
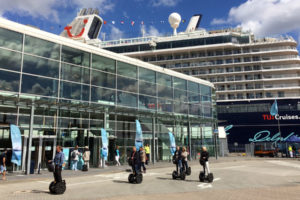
[24,35,60,60]
[21,75,58,97]
[117,91,137,108]
[62,45,90,66]
[0,28,23,51]
[91,87,115,105]
[91,70,115,88]
[139,67,156,83]
[158,98,173,112]
[174,102,189,114]
[200,85,211,96]
[203,106,212,118]
[117,61,137,78]
[139,81,156,96]
[0,70,19,92]
[157,73,172,87]
[0,49,22,72]
[174,89,187,102]
[173,77,186,90]
[157,85,173,99]
[189,104,200,116]
[117,76,138,93]
[61,63,90,84]
[92,54,115,73]
[188,92,200,103]
[23,55,59,78]
[139,95,157,110]
[60,81,89,101]
[188,81,198,93]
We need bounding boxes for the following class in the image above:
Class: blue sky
[1,0,300,44]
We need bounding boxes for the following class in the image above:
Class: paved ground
[1,158,300,200]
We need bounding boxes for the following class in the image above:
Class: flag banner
[62,148,69,170]
[135,120,143,151]
[112,21,115,24]
[10,124,22,166]
[101,128,108,161]
[131,21,135,26]
[270,99,278,116]
[120,21,124,24]
[168,132,176,155]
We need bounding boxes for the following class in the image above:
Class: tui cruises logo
[262,114,300,121]
[64,18,88,38]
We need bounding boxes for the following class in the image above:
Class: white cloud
[151,0,181,7]
[211,0,300,36]
[109,26,124,40]
[142,25,162,37]
[0,0,114,22]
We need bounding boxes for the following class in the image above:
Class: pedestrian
[181,146,189,172]
[288,145,293,158]
[0,149,7,180]
[49,146,65,183]
[71,145,80,171]
[130,147,141,174]
[145,144,150,165]
[82,146,90,169]
[139,147,146,173]
[115,146,121,166]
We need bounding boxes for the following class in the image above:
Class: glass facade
[0,25,216,172]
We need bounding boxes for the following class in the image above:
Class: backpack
[71,151,76,159]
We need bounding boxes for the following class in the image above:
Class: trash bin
[30,160,35,174]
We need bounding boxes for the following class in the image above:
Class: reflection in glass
[0,49,22,72]
[91,87,115,105]
[139,95,157,110]
[189,104,200,116]
[23,55,59,78]
[139,67,156,83]
[157,73,172,87]
[0,70,19,92]
[91,70,115,88]
[188,81,199,93]
[60,81,89,101]
[117,91,137,108]
[157,85,173,99]
[203,106,212,118]
[188,92,200,103]
[0,28,23,51]
[92,54,115,73]
[117,76,138,93]
[139,81,156,96]
[173,77,187,90]
[24,35,60,60]
[117,61,137,78]
[21,75,58,97]
[61,63,90,84]
[174,89,187,102]
[62,45,90,66]
[174,102,189,114]
[158,98,173,112]
[200,85,211,96]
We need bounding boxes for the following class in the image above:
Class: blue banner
[270,99,278,116]
[62,148,69,170]
[168,132,176,155]
[10,124,22,166]
[101,128,108,161]
[135,120,143,151]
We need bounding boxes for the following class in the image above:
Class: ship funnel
[60,8,103,42]
[185,14,202,33]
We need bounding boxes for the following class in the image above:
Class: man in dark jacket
[49,146,65,183]
[200,146,210,174]
[130,147,141,174]
[173,146,182,173]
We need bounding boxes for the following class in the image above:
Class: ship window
[25,35,60,60]
[0,27,23,51]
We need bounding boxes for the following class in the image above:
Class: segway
[182,161,192,176]
[172,159,186,180]
[128,172,143,184]
[48,163,66,194]
[199,160,214,183]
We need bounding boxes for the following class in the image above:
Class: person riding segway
[128,146,143,184]
[199,146,214,183]
[172,146,186,180]
[48,145,66,194]
[181,147,191,176]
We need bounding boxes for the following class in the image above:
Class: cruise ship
[92,13,300,151]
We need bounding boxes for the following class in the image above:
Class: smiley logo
[64,18,88,38]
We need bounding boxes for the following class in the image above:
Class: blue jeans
[178,160,183,173]
[72,160,78,170]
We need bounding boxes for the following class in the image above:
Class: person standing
[71,145,80,171]
[49,146,65,183]
[145,144,150,165]
[0,149,7,180]
[139,147,146,173]
[82,146,90,169]
[115,146,121,166]
[288,145,293,158]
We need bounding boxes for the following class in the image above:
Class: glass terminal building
[0,18,216,172]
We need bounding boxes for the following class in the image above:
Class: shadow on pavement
[156,177,174,181]
[113,180,129,184]
[31,190,51,194]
